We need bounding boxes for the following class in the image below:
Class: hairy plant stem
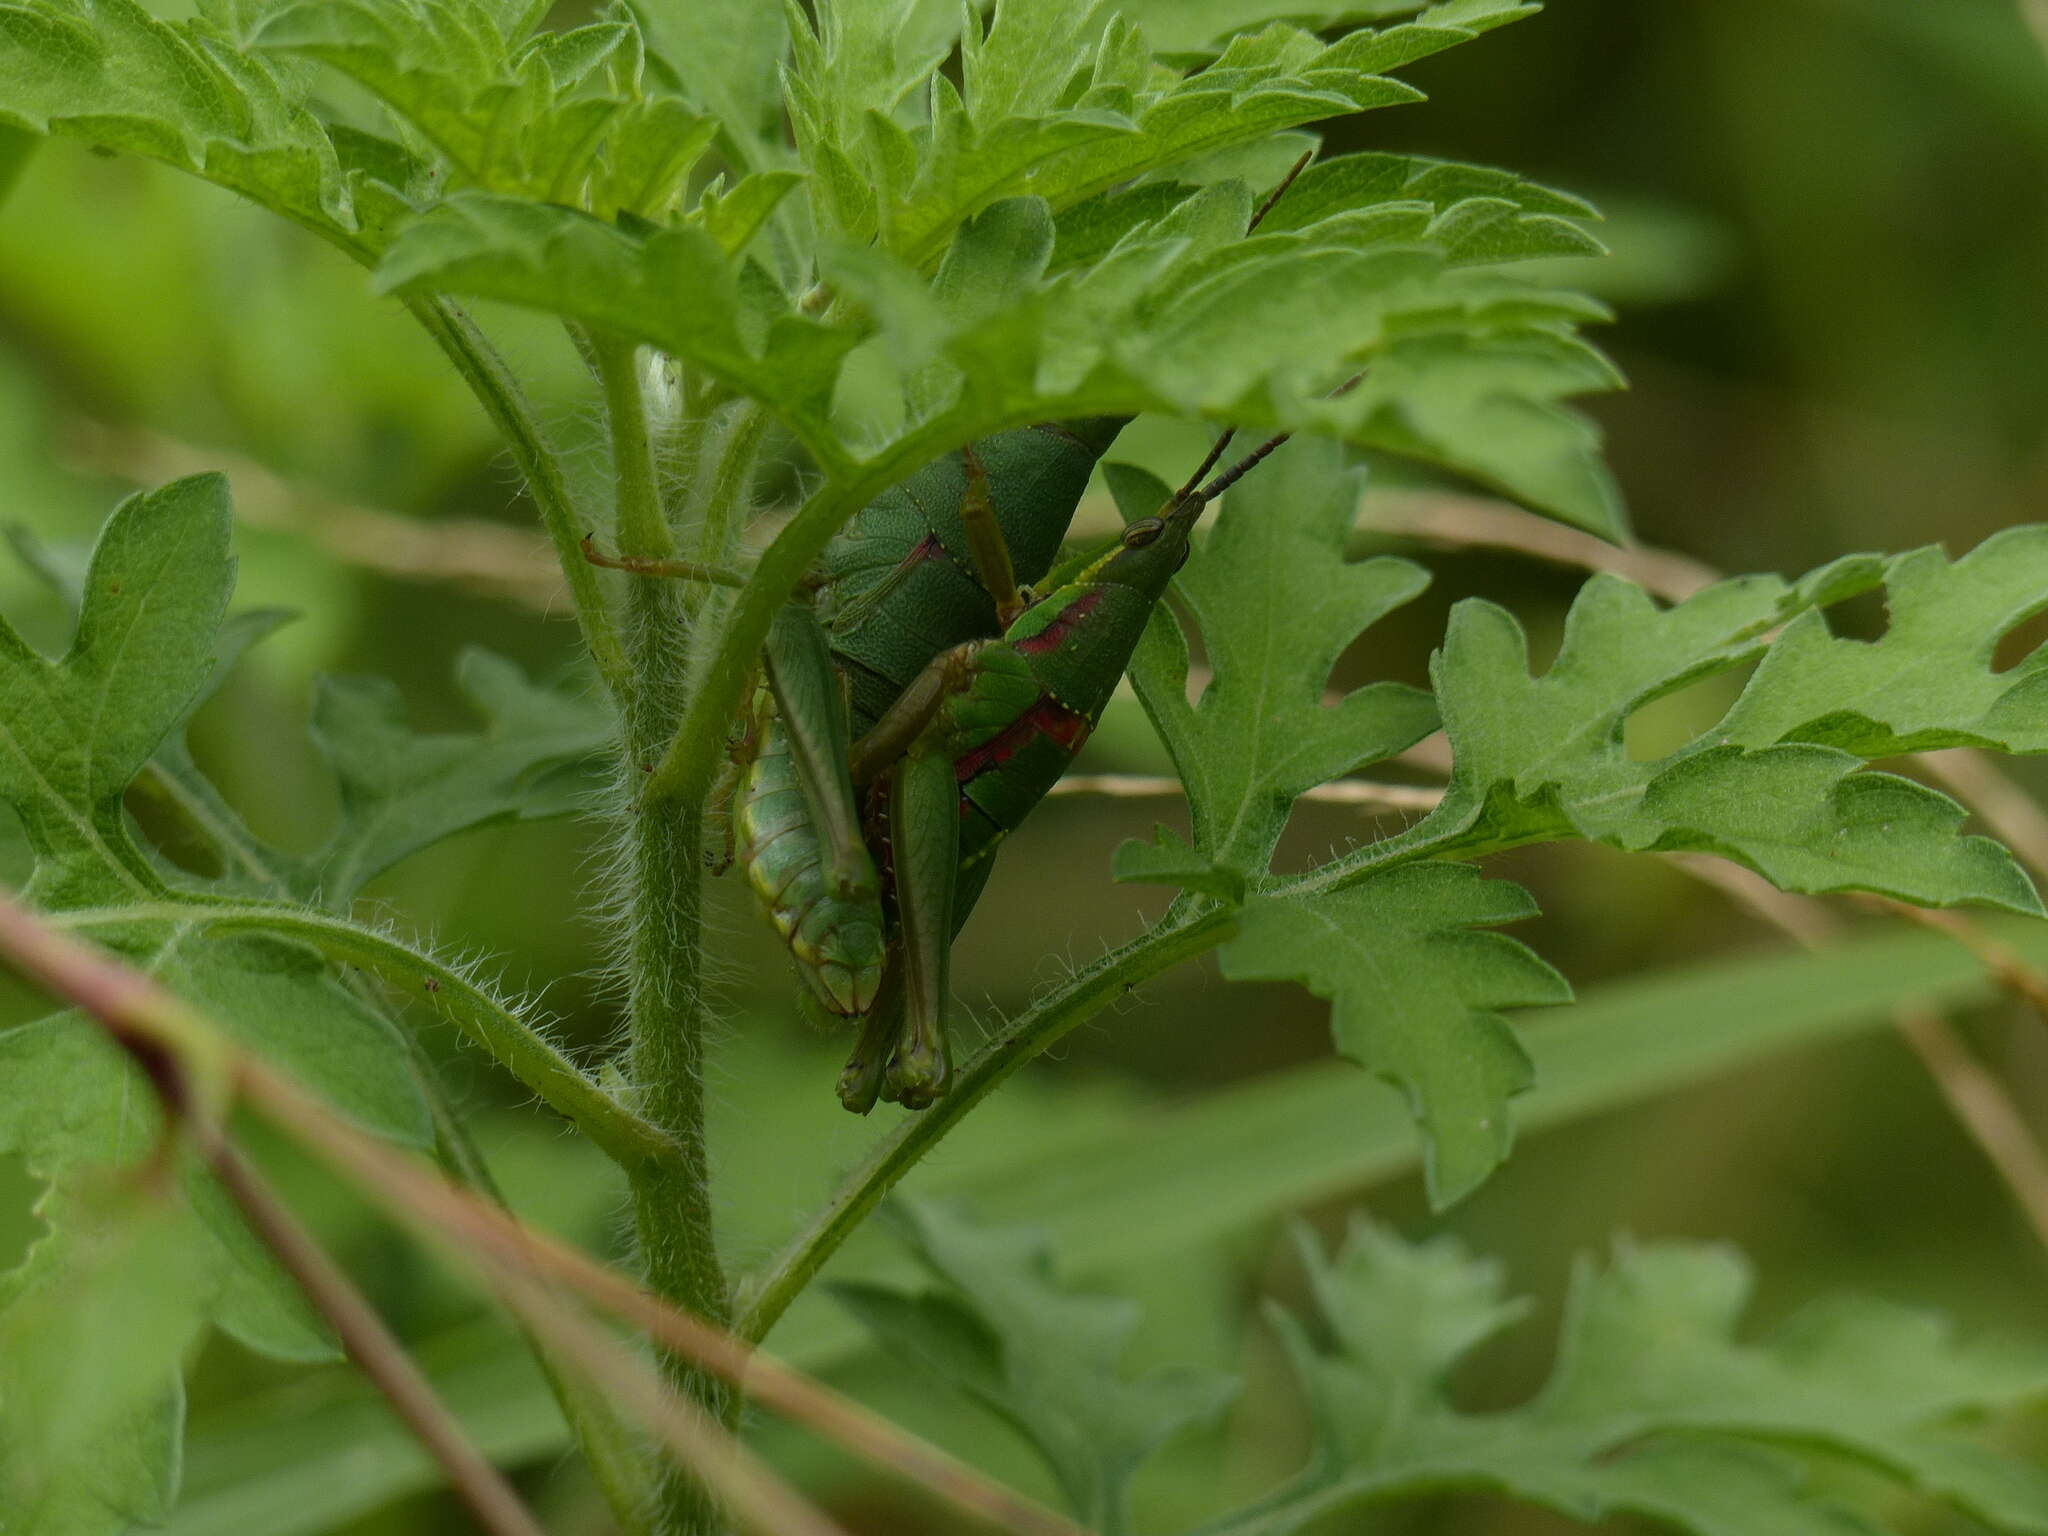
[609,357,732,1533]
[54,900,678,1169]
[596,335,676,561]
[404,296,632,701]
[738,898,1235,1343]
[692,402,771,566]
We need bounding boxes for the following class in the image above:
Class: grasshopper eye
[1122,517,1165,548]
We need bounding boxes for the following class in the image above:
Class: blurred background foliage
[3,1,2048,1532]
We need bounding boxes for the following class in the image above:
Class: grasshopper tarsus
[836,1009,898,1115]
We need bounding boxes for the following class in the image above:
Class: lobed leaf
[1717,525,2048,756]
[832,1201,1236,1534]
[295,647,611,903]
[0,478,599,1529]
[254,1,718,220]
[1209,1220,2048,1536]
[1345,549,2044,915]
[0,0,392,255]
[1219,865,1568,1205]
[1113,441,1437,878]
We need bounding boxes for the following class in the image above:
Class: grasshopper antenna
[1167,151,1318,508]
[1189,371,1366,506]
[1195,431,1291,504]
[1171,429,1238,506]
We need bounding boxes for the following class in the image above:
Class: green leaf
[629,0,789,160]
[1256,150,1602,255]
[1347,552,2043,915]
[0,475,236,909]
[1123,1,1538,55]
[0,1192,202,1536]
[376,195,862,443]
[0,0,384,256]
[295,647,611,903]
[1111,824,1245,903]
[1220,864,1568,1205]
[1213,1221,2048,1536]
[0,479,440,1527]
[1118,438,1437,878]
[255,2,717,219]
[833,1201,1236,1534]
[1718,525,2048,755]
[169,916,2048,1529]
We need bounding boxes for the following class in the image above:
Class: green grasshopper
[824,433,1283,1112]
[590,418,1125,1012]
[595,425,1281,1112]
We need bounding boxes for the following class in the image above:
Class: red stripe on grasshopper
[953,695,1092,785]
[1012,587,1104,655]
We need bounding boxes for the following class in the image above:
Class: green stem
[692,401,771,566]
[599,342,733,1535]
[736,900,1235,1344]
[53,901,679,1173]
[405,296,633,703]
[595,334,676,561]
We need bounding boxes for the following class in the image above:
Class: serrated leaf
[377,195,861,439]
[878,10,1434,269]
[255,1,716,219]
[1258,150,1599,235]
[1125,1,1537,55]
[690,168,804,256]
[632,0,789,158]
[295,647,611,903]
[1719,525,2048,756]
[0,0,383,255]
[0,475,236,909]
[1111,824,1246,903]
[1345,551,2043,915]
[834,1201,1237,1534]
[0,479,443,1528]
[1120,438,1437,879]
[1220,864,1566,1205]
[383,134,1622,526]
[1212,1221,2048,1536]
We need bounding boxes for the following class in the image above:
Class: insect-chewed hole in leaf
[1816,584,1891,644]
[0,1153,42,1273]
[1991,603,2048,673]
[1623,658,1760,763]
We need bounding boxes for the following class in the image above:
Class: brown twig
[202,1140,551,1536]
[1866,897,2048,1029]
[0,891,549,1536]
[245,1064,1088,1536]
[1049,772,1443,816]
[0,888,1086,1536]
[1358,488,1722,598]
[484,1265,852,1536]
[59,417,566,611]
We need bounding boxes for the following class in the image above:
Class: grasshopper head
[1093,486,1208,602]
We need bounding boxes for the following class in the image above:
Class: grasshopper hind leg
[875,749,959,1111]
[836,964,902,1115]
